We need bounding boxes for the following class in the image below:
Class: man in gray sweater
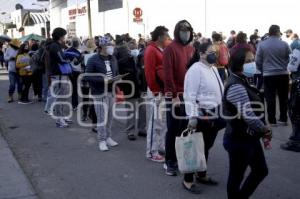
[256,25,291,126]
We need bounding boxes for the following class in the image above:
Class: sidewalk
[0,134,38,199]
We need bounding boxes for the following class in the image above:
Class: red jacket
[163,41,194,98]
[144,42,165,94]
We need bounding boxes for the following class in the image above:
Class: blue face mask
[206,52,217,64]
[243,62,257,77]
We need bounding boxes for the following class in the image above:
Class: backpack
[30,49,45,73]
[218,43,230,66]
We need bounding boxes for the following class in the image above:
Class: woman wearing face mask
[182,39,226,194]
[223,48,271,199]
[16,43,33,104]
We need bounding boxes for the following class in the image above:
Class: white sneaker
[64,118,73,124]
[99,141,109,151]
[56,119,69,128]
[106,137,118,147]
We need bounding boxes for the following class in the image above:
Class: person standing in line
[183,39,225,194]
[223,47,271,199]
[4,39,22,103]
[281,42,300,152]
[227,30,236,49]
[144,26,170,163]
[16,43,33,104]
[46,28,72,128]
[163,20,194,176]
[65,37,83,111]
[256,25,291,126]
[30,43,43,102]
[85,36,119,152]
[115,37,145,140]
[212,32,230,82]
[284,29,294,46]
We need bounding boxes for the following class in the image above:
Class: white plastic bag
[175,129,207,174]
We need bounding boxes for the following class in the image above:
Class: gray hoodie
[256,36,291,76]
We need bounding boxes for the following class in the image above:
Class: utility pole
[204,0,207,36]
[87,0,92,38]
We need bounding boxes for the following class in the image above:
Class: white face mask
[106,46,114,55]
[243,62,257,77]
[130,49,139,57]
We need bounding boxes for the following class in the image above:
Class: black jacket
[46,41,68,76]
[85,54,118,95]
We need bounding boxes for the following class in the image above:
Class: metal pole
[87,0,92,38]
[127,0,129,33]
[204,0,207,36]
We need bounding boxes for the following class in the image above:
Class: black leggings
[184,119,219,182]
[21,76,32,101]
[224,138,268,199]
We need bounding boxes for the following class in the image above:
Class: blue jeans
[8,71,22,96]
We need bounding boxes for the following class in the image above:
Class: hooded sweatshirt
[144,41,164,94]
[163,20,194,98]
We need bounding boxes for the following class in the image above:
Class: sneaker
[7,96,13,103]
[127,133,137,141]
[164,162,178,176]
[92,127,97,133]
[149,154,165,163]
[99,141,109,151]
[81,115,88,122]
[106,137,118,147]
[56,119,69,128]
[278,120,288,126]
[18,100,33,105]
[281,142,300,152]
[64,118,73,124]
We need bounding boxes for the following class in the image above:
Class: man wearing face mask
[116,39,146,140]
[85,36,119,152]
[163,20,194,176]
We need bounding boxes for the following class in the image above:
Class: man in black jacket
[46,28,72,128]
[85,36,119,152]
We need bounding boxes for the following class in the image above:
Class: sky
[1,0,300,38]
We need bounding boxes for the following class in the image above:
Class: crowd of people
[1,20,300,198]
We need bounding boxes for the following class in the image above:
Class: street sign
[133,8,143,23]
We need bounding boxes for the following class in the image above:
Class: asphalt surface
[0,69,299,199]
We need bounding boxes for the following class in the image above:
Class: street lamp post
[204,0,207,36]
[87,0,92,38]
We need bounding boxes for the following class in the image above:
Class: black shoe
[182,182,202,194]
[81,115,88,122]
[164,162,178,176]
[138,131,147,137]
[196,176,219,186]
[281,142,300,152]
[92,127,97,133]
[128,134,137,141]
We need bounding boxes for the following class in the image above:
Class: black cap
[269,25,281,36]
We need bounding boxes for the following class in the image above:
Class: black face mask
[206,52,217,64]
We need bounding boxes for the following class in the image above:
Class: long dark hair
[17,43,29,56]
[229,47,252,73]
[187,39,212,69]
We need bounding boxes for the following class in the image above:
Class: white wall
[51,0,300,39]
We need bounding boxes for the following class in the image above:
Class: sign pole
[87,0,92,38]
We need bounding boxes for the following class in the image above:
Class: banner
[98,0,123,12]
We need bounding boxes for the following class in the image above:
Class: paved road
[0,69,299,199]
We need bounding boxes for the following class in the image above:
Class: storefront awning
[22,12,50,26]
